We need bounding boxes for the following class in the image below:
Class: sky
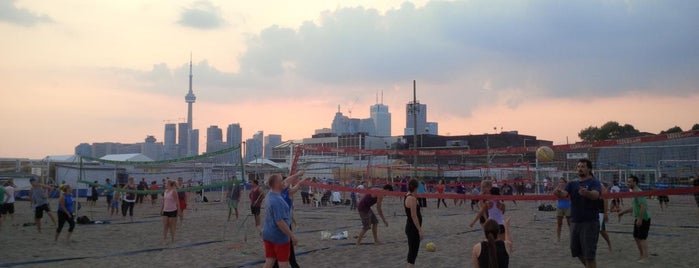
[1,0,698,159]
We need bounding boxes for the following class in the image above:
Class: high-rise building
[245,131,263,162]
[91,142,119,158]
[226,124,243,147]
[331,108,364,135]
[75,143,92,157]
[205,125,228,162]
[359,118,376,136]
[264,134,282,158]
[370,99,391,136]
[142,135,164,161]
[206,125,223,152]
[331,94,391,137]
[331,107,350,135]
[191,129,199,156]
[185,56,197,156]
[405,102,427,135]
[164,123,178,159]
[426,122,438,135]
[206,125,223,147]
[178,122,189,157]
[227,123,243,164]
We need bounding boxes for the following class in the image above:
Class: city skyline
[2,1,699,159]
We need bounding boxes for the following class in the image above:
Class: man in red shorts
[262,174,296,268]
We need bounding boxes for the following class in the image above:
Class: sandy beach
[1,191,698,268]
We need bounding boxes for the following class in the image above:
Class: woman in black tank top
[404,179,423,267]
[472,218,512,268]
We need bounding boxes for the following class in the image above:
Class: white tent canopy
[246,158,286,169]
[100,153,154,162]
[43,154,81,163]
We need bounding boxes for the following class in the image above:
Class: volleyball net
[69,145,245,195]
[289,139,699,201]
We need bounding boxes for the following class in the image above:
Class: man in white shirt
[2,179,17,221]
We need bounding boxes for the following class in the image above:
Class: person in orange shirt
[436,180,447,208]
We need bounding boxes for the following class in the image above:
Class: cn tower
[185,55,196,156]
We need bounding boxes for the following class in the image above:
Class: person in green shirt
[618,175,651,263]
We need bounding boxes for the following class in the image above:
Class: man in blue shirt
[553,159,602,268]
[262,174,296,268]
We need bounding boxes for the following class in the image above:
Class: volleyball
[536,146,554,162]
[426,242,436,252]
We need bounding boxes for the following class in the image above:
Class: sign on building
[566,153,589,160]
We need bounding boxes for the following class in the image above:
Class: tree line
[578,122,699,142]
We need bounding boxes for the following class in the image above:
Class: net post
[290,145,302,174]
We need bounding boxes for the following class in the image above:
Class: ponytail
[483,219,500,268]
[486,232,498,268]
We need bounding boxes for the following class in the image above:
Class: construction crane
[347,97,358,118]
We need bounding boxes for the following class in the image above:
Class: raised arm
[582,189,600,200]
[504,217,513,254]
[469,201,487,227]
[289,176,311,196]
[497,200,506,214]
[552,188,568,199]
[283,170,305,187]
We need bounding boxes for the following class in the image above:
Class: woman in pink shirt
[161,180,180,244]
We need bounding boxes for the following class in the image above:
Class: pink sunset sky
[1,0,698,159]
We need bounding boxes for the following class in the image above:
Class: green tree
[692,124,699,131]
[578,126,600,142]
[660,126,683,134]
[578,121,641,142]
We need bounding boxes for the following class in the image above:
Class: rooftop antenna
[381,90,384,104]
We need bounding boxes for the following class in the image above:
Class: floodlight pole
[412,80,418,179]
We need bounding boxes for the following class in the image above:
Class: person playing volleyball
[356,184,393,245]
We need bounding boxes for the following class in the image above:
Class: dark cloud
[0,0,53,26]
[177,1,226,30]
[120,1,699,110]
[238,0,699,97]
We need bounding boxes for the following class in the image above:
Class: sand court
[1,193,698,267]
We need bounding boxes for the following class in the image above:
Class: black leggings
[406,226,420,264]
[418,198,427,207]
[57,211,75,233]
[122,201,134,217]
[301,192,310,205]
[437,198,447,208]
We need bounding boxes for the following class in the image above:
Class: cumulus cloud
[0,0,53,26]
[177,1,226,30]
[106,60,283,103]
[121,0,699,111]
